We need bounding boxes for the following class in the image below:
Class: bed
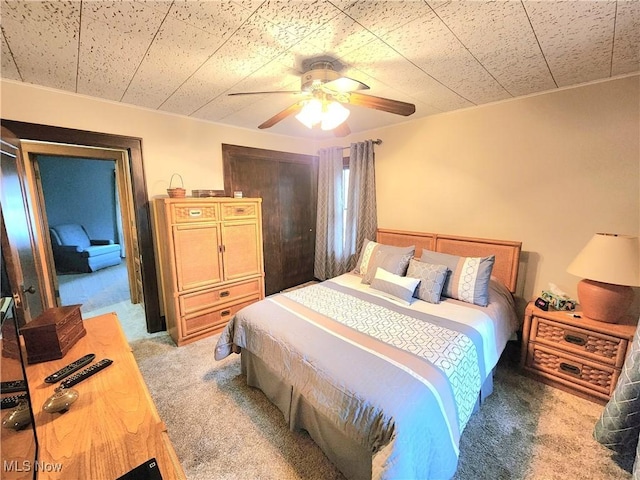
[215,229,522,479]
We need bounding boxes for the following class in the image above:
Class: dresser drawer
[530,317,628,367]
[182,296,260,337]
[178,278,262,317]
[221,202,257,220]
[526,343,618,397]
[171,203,219,224]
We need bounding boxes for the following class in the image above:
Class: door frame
[22,142,141,307]
[1,119,163,333]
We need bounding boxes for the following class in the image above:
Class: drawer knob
[221,310,231,317]
[189,209,202,217]
[563,333,587,347]
[220,291,230,298]
[559,362,582,376]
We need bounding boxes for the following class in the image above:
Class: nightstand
[520,302,637,404]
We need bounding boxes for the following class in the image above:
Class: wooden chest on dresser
[154,197,265,346]
[520,302,637,403]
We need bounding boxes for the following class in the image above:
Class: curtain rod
[341,138,382,150]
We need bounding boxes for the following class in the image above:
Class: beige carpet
[131,335,633,480]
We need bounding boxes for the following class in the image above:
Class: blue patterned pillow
[406,259,449,304]
[369,267,420,305]
[420,251,495,307]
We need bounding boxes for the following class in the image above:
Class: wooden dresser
[154,197,265,346]
[23,313,185,479]
[521,302,637,404]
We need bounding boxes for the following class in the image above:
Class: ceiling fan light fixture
[321,101,350,131]
[295,99,323,128]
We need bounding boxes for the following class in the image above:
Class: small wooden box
[21,305,86,364]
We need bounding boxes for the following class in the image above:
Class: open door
[0,126,48,324]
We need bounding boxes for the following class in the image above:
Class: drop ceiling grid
[432,1,556,97]
[78,2,168,101]
[1,0,80,91]
[525,1,618,87]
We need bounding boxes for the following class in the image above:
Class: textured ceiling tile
[122,16,235,109]
[381,11,510,105]
[525,0,617,86]
[611,0,640,76]
[78,2,166,101]
[1,1,80,91]
[159,14,299,115]
[305,12,378,60]
[341,0,432,38]
[1,33,21,81]
[168,0,253,37]
[431,0,556,97]
[339,39,472,112]
[253,0,343,39]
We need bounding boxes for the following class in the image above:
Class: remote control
[44,353,96,383]
[59,359,113,389]
[0,379,27,394]
[1,393,28,410]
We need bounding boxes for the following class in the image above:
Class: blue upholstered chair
[49,224,121,273]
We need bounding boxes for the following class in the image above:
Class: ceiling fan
[228,59,416,137]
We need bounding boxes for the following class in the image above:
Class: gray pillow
[406,259,449,304]
[420,250,495,307]
[354,239,415,283]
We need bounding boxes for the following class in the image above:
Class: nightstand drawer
[531,317,628,367]
[526,343,618,397]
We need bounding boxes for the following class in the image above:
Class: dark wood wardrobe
[222,144,318,295]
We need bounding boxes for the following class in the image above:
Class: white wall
[333,75,640,314]
[1,80,318,197]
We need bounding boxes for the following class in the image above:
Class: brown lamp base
[577,279,634,323]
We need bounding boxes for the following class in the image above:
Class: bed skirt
[241,349,495,480]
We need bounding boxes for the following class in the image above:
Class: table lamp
[567,233,639,323]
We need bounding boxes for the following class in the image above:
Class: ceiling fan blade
[347,92,416,116]
[228,90,304,96]
[333,122,351,137]
[258,102,304,129]
[323,76,369,93]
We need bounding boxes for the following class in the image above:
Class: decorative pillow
[369,267,420,305]
[406,259,448,304]
[420,251,495,307]
[361,247,415,285]
[354,239,415,283]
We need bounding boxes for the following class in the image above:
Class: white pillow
[369,267,420,306]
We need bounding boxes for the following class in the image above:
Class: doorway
[20,142,147,339]
[1,119,163,334]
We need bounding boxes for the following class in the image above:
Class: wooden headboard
[376,229,522,294]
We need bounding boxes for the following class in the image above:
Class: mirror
[1,297,37,478]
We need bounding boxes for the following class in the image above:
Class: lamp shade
[567,233,640,286]
[567,233,639,323]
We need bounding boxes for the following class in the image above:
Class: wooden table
[23,313,185,479]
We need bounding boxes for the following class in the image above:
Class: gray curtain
[345,140,377,270]
[314,146,348,280]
